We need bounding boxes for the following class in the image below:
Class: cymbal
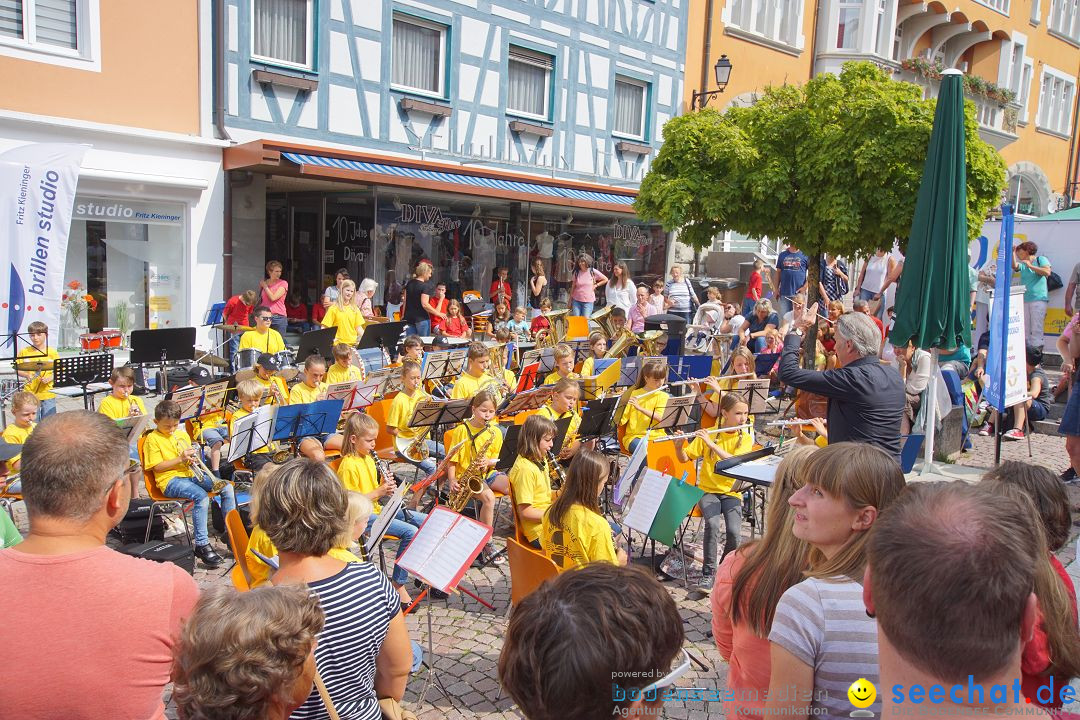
[213,323,253,333]
[278,367,299,382]
[15,360,53,371]
[195,353,230,369]
[234,367,256,383]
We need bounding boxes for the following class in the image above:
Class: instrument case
[118,541,196,575]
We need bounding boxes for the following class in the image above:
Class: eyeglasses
[257,316,272,321]
[641,649,691,693]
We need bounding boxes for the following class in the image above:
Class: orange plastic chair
[224,509,252,591]
[364,399,398,461]
[565,315,589,340]
[507,537,559,605]
[507,484,528,545]
[647,441,697,484]
[137,431,193,546]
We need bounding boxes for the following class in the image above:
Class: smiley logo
[848,678,877,709]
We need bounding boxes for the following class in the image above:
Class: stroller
[686,302,735,358]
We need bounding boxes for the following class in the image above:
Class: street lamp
[691,55,732,110]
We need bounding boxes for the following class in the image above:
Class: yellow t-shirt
[544,370,574,385]
[582,357,606,377]
[387,389,427,440]
[143,427,195,493]
[541,503,617,570]
[619,387,670,451]
[451,371,488,400]
[448,421,503,474]
[230,408,274,455]
[337,453,380,510]
[1,422,34,467]
[326,363,363,385]
[238,329,285,354]
[537,404,581,445]
[508,456,552,543]
[322,304,365,346]
[289,381,325,405]
[255,375,290,404]
[16,346,59,399]
[684,430,753,496]
[247,526,362,588]
[98,394,146,421]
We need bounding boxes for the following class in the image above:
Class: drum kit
[233,349,298,383]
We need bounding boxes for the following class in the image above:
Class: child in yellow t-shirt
[446,391,506,565]
[326,343,364,385]
[675,393,753,591]
[252,354,290,406]
[580,332,607,378]
[541,447,626,569]
[387,360,438,475]
[1,392,39,473]
[508,414,557,548]
[143,399,236,567]
[287,355,343,461]
[336,412,427,602]
[619,358,670,454]
[98,366,147,495]
[230,379,282,473]
[536,377,585,461]
[321,279,366,346]
[450,342,492,400]
[543,343,577,385]
[16,321,59,420]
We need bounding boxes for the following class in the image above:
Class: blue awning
[281,152,636,208]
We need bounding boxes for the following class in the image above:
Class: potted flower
[60,280,98,348]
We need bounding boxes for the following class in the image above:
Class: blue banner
[984,204,1014,413]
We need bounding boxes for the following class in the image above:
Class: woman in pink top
[260,260,289,336]
[569,254,607,317]
[711,446,814,718]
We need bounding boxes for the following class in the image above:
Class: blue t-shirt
[777,250,809,297]
[1019,256,1050,303]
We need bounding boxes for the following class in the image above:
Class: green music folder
[622,469,705,546]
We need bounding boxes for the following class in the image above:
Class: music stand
[171,385,205,420]
[368,366,403,396]
[569,340,592,366]
[129,327,196,397]
[617,356,646,387]
[651,395,698,435]
[410,399,471,460]
[577,397,619,439]
[496,423,523,469]
[735,378,772,415]
[53,353,114,410]
[358,321,405,355]
[226,406,277,464]
[515,361,540,392]
[715,446,778,538]
[272,399,345,450]
[499,385,554,416]
[665,355,713,388]
[551,417,572,455]
[294,327,337,363]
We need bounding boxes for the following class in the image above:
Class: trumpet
[129,399,141,417]
[653,423,754,443]
[186,445,227,492]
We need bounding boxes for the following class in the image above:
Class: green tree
[636,62,1006,361]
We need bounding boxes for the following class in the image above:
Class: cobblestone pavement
[21,393,1079,719]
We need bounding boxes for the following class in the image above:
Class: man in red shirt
[223,290,256,365]
[742,259,764,318]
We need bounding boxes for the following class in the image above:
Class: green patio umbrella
[888,68,970,474]
[890,68,971,351]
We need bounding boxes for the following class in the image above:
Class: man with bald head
[0,411,199,719]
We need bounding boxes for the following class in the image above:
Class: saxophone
[448,433,493,512]
[547,451,566,491]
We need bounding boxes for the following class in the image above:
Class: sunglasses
[640,649,692,694]
[257,316,272,321]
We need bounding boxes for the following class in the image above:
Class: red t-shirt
[285,303,308,321]
[0,545,200,719]
[530,315,550,334]
[870,314,885,339]
[429,297,450,331]
[443,315,470,337]
[223,295,253,326]
[311,302,326,323]
[1022,554,1078,708]
[490,280,512,305]
[745,271,762,301]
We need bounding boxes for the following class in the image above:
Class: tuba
[604,327,640,358]
[448,434,493,512]
[641,329,665,357]
[590,306,616,338]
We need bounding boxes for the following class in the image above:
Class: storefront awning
[225,140,639,214]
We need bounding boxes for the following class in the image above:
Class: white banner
[1,143,86,350]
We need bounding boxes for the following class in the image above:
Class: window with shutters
[0,0,96,65]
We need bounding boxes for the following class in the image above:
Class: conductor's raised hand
[795,302,819,332]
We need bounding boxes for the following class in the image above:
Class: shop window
[507,46,553,121]
[613,76,647,140]
[251,0,312,69]
[392,13,447,97]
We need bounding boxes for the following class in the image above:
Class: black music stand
[53,352,114,410]
[551,417,572,455]
[295,327,336,363]
[496,423,523,470]
[735,378,773,415]
[651,395,699,435]
[129,327,196,397]
[358,321,405,356]
[715,446,778,538]
[577,397,619,440]
[410,399,472,471]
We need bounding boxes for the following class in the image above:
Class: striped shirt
[292,563,400,720]
[768,577,880,720]
[665,278,695,312]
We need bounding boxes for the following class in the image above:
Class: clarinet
[376,456,411,522]
[547,451,567,491]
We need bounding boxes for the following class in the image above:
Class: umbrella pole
[919,349,941,476]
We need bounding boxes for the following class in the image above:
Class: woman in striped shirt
[260,458,413,720]
[764,443,905,720]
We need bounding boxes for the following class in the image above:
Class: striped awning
[280,152,636,208]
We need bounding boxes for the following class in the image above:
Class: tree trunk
[801,253,822,369]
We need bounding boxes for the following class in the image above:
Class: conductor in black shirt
[779,304,905,460]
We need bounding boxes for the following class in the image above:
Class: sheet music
[364,480,412,555]
[324,380,359,401]
[614,438,648,504]
[202,381,230,414]
[171,385,204,420]
[736,379,771,414]
[622,470,669,536]
[116,415,148,449]
[226,405,277,462]
[418,520,489,590]
[397,508,455,575]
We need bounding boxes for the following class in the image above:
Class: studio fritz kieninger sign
[1,143,87,350]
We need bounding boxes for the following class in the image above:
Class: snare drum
[100,330,122,348]
[233,348,261,372]
[79,333,103,351]
[272,350,298,381]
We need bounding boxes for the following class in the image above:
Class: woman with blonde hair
[321,278,365,346]
[262,458,412,719]
[712,446,815,718]
[764,442,906,720]
[172,585,324,720]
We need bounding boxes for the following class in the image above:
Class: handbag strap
[314,671,341,720]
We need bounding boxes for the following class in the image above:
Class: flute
[653,423,754,443]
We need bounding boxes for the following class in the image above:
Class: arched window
[1007,173,1045,217]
